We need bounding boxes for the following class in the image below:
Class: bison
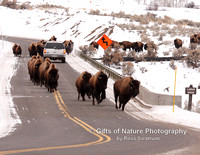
[119,41,134,51]
[44,63,59,93]
[12,43,22,57]
[49,35,57,41]
[110,40,121,49]
[114,77,140,111]
[75,71,92,101]
[89,70,109,105]
[28,55,37,81]
[39,57,51,87]
[63,40,74,54]
[190,33,200,44]
[37,39,46,46]
[36,42,44,56]
[12,43,18,54]
[28,43,37,57]
[174,38,182,49]
[90,41,99,50]
[133,41,144,52]
[32,58,43,85]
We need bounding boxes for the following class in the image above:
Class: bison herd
[12,35,74,58]
[12,43,22,57]
[75,70,140,111]
[28,55,59,93]
[89,33,200,52]
[28,36,74,57]
[90,40,144,52]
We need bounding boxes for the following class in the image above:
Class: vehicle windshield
[45,43,64,49]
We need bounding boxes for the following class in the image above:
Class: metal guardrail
[79,51,123,80]
[76,50,182,108]
[93,56,186,62]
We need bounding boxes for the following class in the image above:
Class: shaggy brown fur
[114,77,140,111]
[75,71,92,101]
[44,63,59,93]
[89,70,109,105]
[174,38,183,49]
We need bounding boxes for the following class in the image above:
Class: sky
[0,0,200,139]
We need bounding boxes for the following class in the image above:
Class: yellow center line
[0,91,111,154]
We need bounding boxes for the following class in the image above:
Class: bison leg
[81,91,85,101]
[114,94,118,109]
[91,92,95,105]
[96,93,101,104]
[119,97,129,111]
[119,102,122,109]
[122,103,126,111]
[100,90,106,103]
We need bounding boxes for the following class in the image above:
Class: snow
[0,0,200,138]
[0,41,21,138]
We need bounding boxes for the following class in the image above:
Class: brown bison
[49,35,57,41]
[114,77,140,111]
[37,39,46,46]
[63,40,74,54]
[32,58,43,85]
[44,63,59,93]
[89,70,109,105]
[90,41,99,50]
[28,43,37,57]
[36,42,44,56]
[190,33,197,43]
[39,57,51,87]
[119,41,134,51]
[28,55,44,83]
[75,71,92,101]
[12,43,22,57]
[28,55,37,81]
[110,40,120,49]
[133,41,144,52]
[12,43,18,54]
[174,38,183,49]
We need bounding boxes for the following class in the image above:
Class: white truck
[43,41,66,63]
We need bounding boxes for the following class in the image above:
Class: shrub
[102,48,123,66]
[185,1,195,8]
[169,60,176,70]
[146,3,159,11]
[89,9,100,15]
[185,49,200,68]
[172,47,188,57]
[139,66,148,73]
[1,0,17,9]
[144,41,158,58]
[122,62,135,76]
[79,45,89,54]
[189,43,198,50]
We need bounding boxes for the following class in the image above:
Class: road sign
[185,85,196,111]
[185,85,196,94]
[97,34,112,50]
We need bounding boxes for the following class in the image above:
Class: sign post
[173,66,177,112]
[185,85,196,111]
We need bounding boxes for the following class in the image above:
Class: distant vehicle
[43,41,66,63]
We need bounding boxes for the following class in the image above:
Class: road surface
[0,36,199,155]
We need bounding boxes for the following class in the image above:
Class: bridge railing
[75,50,182,107]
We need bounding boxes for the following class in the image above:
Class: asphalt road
[0,36,199,155]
